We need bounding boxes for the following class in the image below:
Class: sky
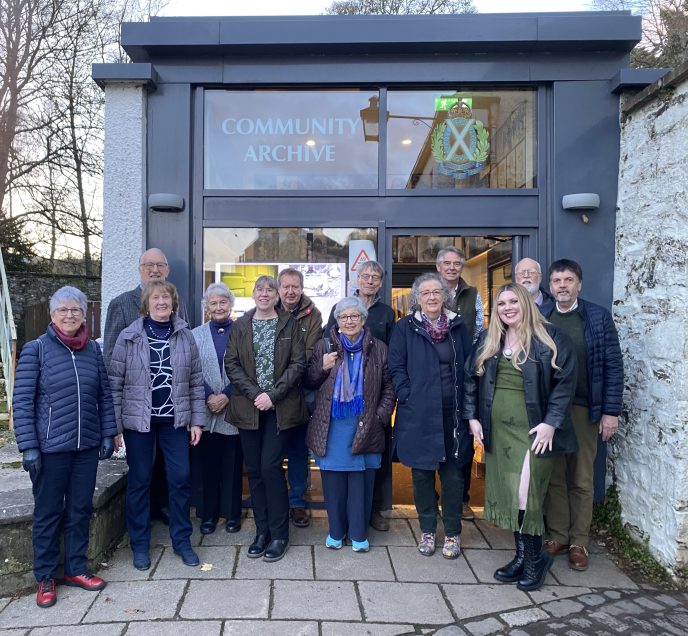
[161,0,591,18]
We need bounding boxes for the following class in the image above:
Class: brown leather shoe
[290,507,310,528]
[370,510,390,532]
[543,540,569,556]
[568,545,589,571]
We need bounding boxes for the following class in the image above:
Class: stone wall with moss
[612,66,688,575]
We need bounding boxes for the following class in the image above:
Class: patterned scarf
[421,312,449,343]
[331,331,365,418]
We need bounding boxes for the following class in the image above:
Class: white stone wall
[612,77,688,574]
[101,83,147,326]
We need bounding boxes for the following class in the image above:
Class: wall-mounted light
[562,193,600,224]
[148,193,184,212]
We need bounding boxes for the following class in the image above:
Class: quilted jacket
[305,326,396,456]
[225,308,307,431]
[13,324,117,453]
[108,317,205,433]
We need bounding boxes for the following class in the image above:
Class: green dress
[484,355,553,535]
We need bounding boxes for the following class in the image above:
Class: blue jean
[285,422,309,508]
[124,421,192,552]
[31,447,99,581]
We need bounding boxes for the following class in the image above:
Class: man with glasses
[514,258,553,306]
[435,246,483,521]
[276,268,323,529]
[325,260,396,531]
[103,247,188,526]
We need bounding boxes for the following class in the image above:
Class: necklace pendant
[503,347,513,357]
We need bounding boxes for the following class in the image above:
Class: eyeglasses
[337,314,362,323]
[55,307,83,316]
[440,260,464,268]
[419,290,444,298]
[207,300,231,309]
[515,269,539,279]
[140,262,168,270]
[359,274,382,282]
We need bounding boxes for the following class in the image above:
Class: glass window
[204,91,379,190]
[386,90,537,190]
[203,227,378,319]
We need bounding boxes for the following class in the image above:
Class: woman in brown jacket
[225,275,307,563]
[306,297,396,552]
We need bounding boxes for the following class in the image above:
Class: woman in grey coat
[109,281,205,572]
[192,282,243,535]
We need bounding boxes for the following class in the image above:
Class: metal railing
[0,247,17,423]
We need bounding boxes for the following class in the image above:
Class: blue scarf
[331,331,365,418]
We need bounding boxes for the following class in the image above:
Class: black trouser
[372,425,392,512]
[198,432,243,523]
[239,411,291,540]
[462,443,475,503]
[31,447,99,581]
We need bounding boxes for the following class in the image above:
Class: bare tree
[325,0,475,15]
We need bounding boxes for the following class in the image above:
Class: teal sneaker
[325,534,343,550]
[352,539,369,552]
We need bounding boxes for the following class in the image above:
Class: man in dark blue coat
[540,259,623,572]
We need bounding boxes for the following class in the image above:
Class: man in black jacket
[540,259,623,572]
[514,258,554,307]
[325,260,396,530]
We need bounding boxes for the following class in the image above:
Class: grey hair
[202,282,235,310]
[358,260,384,279]
[410,273,450,307]
[253,275,278,293]
[50,286,88,315]
[333,296,369,322]
[436,245,466,264]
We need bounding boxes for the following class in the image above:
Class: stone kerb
[612,72,688,574]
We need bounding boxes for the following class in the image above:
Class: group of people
[13,245,623,608]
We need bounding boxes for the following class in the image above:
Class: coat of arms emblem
[431,101,490,180]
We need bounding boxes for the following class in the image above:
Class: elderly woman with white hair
[306,297,396,552]
[191,282,243,535]
[14,286,117,608]
[388,273,473,560]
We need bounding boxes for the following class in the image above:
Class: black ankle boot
[494,532,525,583]
[517,534,553,592]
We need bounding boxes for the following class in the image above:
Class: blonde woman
[463,284,577,592]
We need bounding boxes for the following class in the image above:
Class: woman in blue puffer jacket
[13,286,117,609]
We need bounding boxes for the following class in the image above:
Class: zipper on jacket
[46,406,52,440]
[449,329,461,460]
[55,338,83,448]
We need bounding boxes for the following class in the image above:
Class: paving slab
[367,519,417,547]
[125,620,223,635]
[322,622,415,635]
[31,625,125,636]
[0,586,95,629]
[234,545,313,580]
[388,546,477,584]
[0,630,26,636]
[407,519,489,550]
[289,517,330,545]
[180,579,270,619]
[272,580,361,621]
[83,580,185,623]
[0,599,9,613]
[153,546,236,579]
[315,546,394,581]
[472,521,515,550]
[463,549,556,586]
[358,582,453,625]
[539,598,585,617]
[223,620,319,635]
[98,546,164,581]
[549,553,638,589]
[463,616,505,635]
[528,584,591,604]
[150,519,202,547]
[500,607,549,626]
[442,583,532,620]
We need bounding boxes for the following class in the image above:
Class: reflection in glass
[204,90,379,190]
[203,227,377,319]
[386,90,537,190]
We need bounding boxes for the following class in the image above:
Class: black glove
[99,437,115,460]
[22,449,42,481]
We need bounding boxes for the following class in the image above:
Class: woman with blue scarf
[306,297,396,552]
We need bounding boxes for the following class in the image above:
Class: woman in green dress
[463,284,577,591]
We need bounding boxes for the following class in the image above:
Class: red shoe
[63,573,107,591]
[36,578,57,608]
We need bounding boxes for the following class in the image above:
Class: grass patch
[592,484,683,589]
